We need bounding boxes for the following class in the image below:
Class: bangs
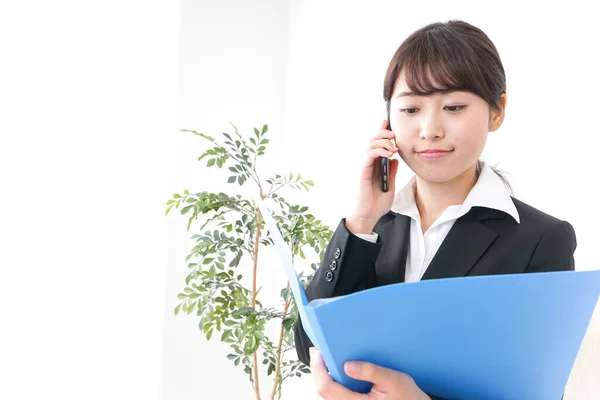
[384,20,506,114]
[400,31,482,96]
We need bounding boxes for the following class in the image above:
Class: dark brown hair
[383,19,506,117]
[383,19,512,194]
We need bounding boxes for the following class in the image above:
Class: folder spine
[305,307,344,379]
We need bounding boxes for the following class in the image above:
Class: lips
[417,149,452,154]
[417,149,452,159]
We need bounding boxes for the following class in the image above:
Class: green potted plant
[166,123,333,399]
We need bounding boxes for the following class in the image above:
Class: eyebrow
[395,91,419,98]
[395,89,459,98]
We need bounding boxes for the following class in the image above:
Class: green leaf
[197,153,209,161]
[227,353,237,360]
[203,258,214,265]
[254,128,260,138]
[174,303,181,316]
[221,330,232,342]
[247,335,257,353]
[228,176,236,183]
[186,302,196,314]
[207,159,216,167]
[261,124,268,134]
[206,328,214,341]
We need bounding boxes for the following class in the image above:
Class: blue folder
[258,201,600,400]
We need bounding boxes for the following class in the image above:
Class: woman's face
[389,69,506,184]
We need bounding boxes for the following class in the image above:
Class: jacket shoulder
[511,197,569,228]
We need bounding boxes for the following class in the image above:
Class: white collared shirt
[356,162,520,282]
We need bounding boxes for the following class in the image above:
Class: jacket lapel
[421,208,502,280]
[374,213,411,285]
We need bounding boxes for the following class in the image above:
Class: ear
[489,93,507,132]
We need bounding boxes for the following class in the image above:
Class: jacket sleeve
[293,214,390,365]
[526,220,577,273]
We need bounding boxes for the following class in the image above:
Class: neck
[414,163,479,225]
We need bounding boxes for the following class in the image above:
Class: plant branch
[251,187,267,400]
[270,283,292,400]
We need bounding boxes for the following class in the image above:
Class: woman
[294,19,575,399]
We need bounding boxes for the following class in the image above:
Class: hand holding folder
[258,201,600,400]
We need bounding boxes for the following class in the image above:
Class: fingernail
[309,347,315,358]
[345,361,359,374]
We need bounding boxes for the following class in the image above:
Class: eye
[399,108,418,114]
[445,105,466,112]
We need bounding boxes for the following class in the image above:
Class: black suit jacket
[294,197,576,400]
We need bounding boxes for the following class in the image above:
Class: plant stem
[270,283,291,400]
[251,187,267,400]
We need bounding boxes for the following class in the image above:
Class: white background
[0,1,178,399]
[1,1,599,400]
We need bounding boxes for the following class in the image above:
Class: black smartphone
[381,114,392,192]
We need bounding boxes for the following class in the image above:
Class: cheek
[450,117,489,147]
[394,132,413,154]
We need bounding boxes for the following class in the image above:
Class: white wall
[0,1,178,399]
[165,1,600,399]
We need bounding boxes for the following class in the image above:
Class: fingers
[344,361,398,387]
[369,121,398,156]
[310,348,365,399]
[369,138,398,153]
[365,148,394,163]
[373,121,396,140]
[360,121,400,182]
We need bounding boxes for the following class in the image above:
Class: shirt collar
[391,161,520,224]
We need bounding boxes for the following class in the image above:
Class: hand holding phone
[347,119,399,233]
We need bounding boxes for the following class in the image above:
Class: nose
[419,109,445,140]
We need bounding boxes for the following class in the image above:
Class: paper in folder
[258,201,600,400]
